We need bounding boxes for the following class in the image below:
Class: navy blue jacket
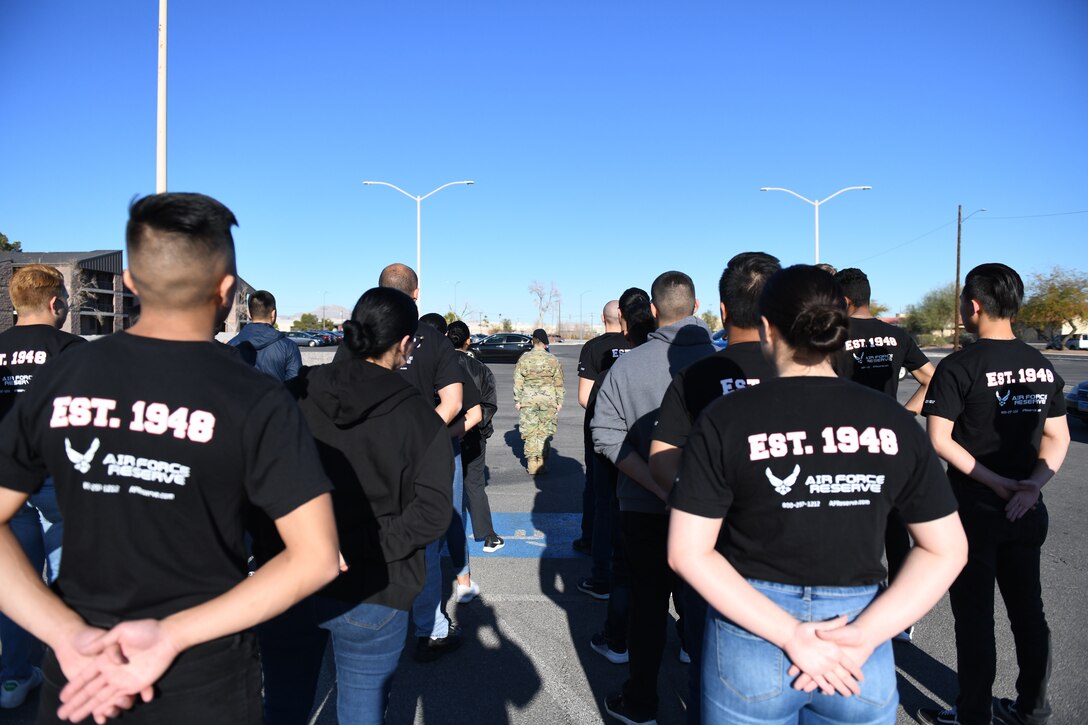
[228,322,302,382]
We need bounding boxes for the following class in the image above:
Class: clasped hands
[993,478,1042,521]
[782,616,874,698]
[53,620,180,724]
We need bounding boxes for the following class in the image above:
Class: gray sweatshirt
[591,315,715,514]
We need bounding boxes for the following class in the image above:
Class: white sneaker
[456,580,480,603]
[0,666,43,709]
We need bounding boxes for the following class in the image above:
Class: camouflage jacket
[513,348,564,407]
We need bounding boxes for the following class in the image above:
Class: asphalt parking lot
[4,343,1086,724]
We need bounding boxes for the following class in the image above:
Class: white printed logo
[765,464,801,496]
[852,351,865,364]
[996,390,1011,407]
[65,437,100,474]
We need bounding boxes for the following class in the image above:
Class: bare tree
[529,281,560,329]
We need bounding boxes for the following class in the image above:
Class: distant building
[1,250,257,336]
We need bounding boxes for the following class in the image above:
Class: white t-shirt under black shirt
[0,332,331,623]
[922,339,1065,492]
[670,376,957,586]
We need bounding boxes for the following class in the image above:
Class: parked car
[469,333,534,362]
[307,330,337,345]
[287,331,321,347]
[1066,379,1088,422]
[1065,333,1088,351]
[1045,336,1066,350]
[470,333,489,345]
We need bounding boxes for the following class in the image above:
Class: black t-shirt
[670,376,957,586]
[922,339,1065,489]
[0,325,85,420]
[577,332,630,432]
[653,341,775,448]
[334,325,463,402]
[839,317,930,397]
[0,333,331,622]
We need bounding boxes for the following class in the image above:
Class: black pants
[603,475,630,651]
[949,484,1052,725]
[38,632,262,725]
[462,434,496,540]
[620,511,680,716]
[580,432,595,542]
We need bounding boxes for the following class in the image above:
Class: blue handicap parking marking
[466,512,584,558]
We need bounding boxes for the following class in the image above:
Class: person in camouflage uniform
[514,328,564,474]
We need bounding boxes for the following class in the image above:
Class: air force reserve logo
[65,437,100,473]
[996,390,1011,407]
[765,464,801,496]
[852,350,865,364]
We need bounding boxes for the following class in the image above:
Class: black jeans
[949,484,1052,725]
[462,434,496,540]
[620,511,680,717]
[38,632,262,725]
[884,509,911,584]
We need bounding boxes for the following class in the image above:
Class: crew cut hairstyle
[650,270,697,322]
[343,287,419,359]
[963,262,1024,320]
[719,252,781,329]
[760,265,849,365]
[833,268,872,308]
[125,192,238,308]
[10,264,65,312]
[248,290,277,320]
[447,320,471,349]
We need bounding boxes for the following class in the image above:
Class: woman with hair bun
[256,286,453,725]
[667,265,967,724]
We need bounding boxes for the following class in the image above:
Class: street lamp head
[759,187,770,191]
[860,186,873,190]
[362,181,376,185]
[464,181,475,185]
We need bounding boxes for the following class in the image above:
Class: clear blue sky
[2,1,1085,327]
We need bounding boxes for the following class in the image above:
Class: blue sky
[2,1,1085,328]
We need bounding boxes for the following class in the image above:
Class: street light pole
[322,290,327,330]
[156,0,167,193]
[760,185,872,264]
[362,180,474,312]
[453,280,461,318]
[952,206,987,351]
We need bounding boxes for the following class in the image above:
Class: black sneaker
[993,698,1027,725]
[413,625,462,663]
[572,538,592,556]
[577,577,610,600]
[918,706,961,724]
[590,633,628,664]
[482,534,505,553]
[604,694,657,725]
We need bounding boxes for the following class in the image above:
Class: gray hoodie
[591,315,714,514]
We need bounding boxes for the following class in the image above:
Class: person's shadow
[893,640,959,719]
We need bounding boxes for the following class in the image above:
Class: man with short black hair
[592,270,714,725]
[920,263,1069,725]
[0,264,84,710]
[228,290,302,382]
[0,193,340,724]
[649,252,780,723]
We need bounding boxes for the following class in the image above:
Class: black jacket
[456,350,497,440]
[290,358,453,610]
[228,322,302,382]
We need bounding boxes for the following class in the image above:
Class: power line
[974,210,1088,220]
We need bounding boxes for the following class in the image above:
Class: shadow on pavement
[893,639,959,720]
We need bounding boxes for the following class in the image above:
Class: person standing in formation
[513,329,564,475]
[668,265,967,725]
[0,192,340,725]
[920,263,1069,725]
[649,251,781,724]
[0,264,84,710]
[227,290,302,382]
[446,320,504,553]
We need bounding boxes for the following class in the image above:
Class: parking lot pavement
[5,344,1087,724]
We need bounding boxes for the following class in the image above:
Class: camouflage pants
[519,404,557,458]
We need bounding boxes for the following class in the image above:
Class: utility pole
[953,205,963,351]
[156,0,168,192]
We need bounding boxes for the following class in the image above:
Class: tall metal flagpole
[156,0,168,193]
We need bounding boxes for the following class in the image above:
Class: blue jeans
[321,602,408,725]
[703,581,897,725]
[1,479,62,681]
[411,439,463,638]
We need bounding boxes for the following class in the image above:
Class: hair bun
[790,304,847,353]
[342,319,372,355]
